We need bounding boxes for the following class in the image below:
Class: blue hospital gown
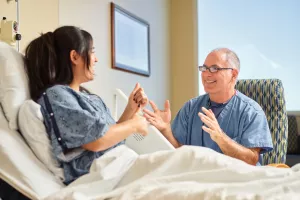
[37,85,123,184]
[172,91,273,165]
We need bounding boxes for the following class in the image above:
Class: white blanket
[44,145,300,200]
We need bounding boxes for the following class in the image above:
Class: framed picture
[111,3,151,77]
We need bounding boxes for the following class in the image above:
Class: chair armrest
[267,163,290,168]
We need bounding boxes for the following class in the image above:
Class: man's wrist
[214,130,228,144]
[161,124,172,137]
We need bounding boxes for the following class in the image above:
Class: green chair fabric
[235,79,288,165]
[287,116,300,154]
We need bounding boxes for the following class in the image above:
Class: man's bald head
[209,48,240,71]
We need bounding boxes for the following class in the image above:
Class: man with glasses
[143,48,273,165]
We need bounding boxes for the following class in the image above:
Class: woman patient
[24,26,149,185]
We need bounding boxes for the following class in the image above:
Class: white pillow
[0,103,64,199]
[18,100,65,181]
[0,42,30,130]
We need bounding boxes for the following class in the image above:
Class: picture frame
[111,3,151,77]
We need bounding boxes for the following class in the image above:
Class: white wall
[59,0,171,112]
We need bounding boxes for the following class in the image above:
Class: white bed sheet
[44,145,300,200]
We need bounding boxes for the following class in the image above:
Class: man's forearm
[216,132,259,165]
[161,125,182,148]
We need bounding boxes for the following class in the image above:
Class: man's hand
[143,100,171,132]
[143,100,182,148]
[198,107,224,142]
[199,107,260,165]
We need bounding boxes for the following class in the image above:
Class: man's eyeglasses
[198,65,234,73]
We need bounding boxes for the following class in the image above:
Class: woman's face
[85,47,98,81]
[73,45,98,83]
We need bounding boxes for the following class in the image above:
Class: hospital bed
[0,41,174,199]
[0,87,172,199]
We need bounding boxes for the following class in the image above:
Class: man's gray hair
[211,48,240,71]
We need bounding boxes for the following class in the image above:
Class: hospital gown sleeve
[45,86,111,149]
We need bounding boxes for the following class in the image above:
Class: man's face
[201,52,237,95]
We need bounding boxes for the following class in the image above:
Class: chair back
[235,79,288,164]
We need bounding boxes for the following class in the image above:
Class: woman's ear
[70,50,79,65]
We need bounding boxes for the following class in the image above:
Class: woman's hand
[130,114,148,136]
[127,83,148,114]
[118,83,148,124]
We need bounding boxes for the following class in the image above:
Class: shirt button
[50,113,54,116]
[58,138,61,141]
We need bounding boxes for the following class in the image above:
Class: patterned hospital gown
[37,85,123,184]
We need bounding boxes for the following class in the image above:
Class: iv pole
[16,0,20,52]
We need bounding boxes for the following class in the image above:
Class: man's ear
[232,69,239,81]
[70,50,79,65]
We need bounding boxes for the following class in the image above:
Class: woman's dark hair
[24,26,93,101]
